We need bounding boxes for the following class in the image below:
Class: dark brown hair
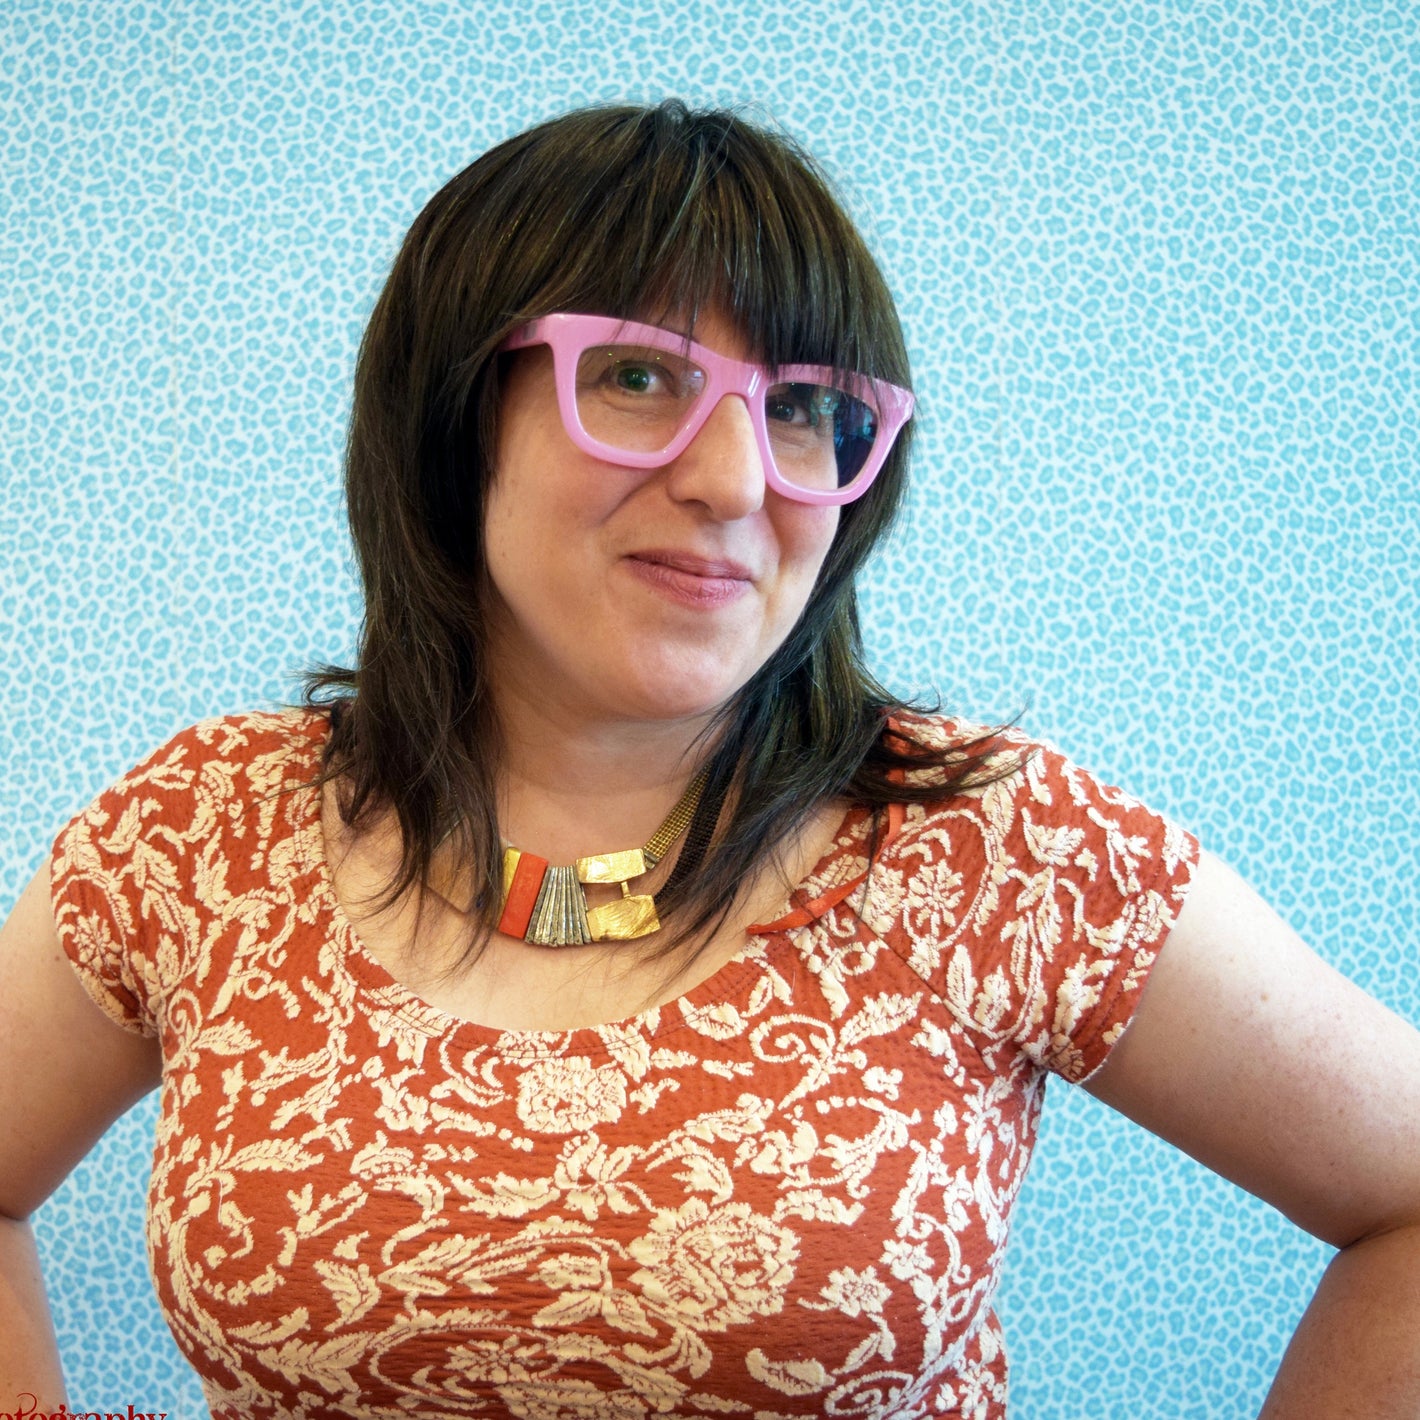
[305,99,1010,960]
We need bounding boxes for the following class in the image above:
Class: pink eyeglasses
[500,313,914,507]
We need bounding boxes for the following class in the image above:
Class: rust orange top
[51,710,1197,1418]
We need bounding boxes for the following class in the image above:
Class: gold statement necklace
[439,771,709,946]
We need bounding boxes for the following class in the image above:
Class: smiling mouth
[623,551,754,606]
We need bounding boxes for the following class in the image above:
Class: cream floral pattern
[51,711,1197,1418]
[516,1058,629,1133]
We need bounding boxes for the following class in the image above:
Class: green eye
[615,364,654,393]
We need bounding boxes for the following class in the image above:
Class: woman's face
[481,308,841,732]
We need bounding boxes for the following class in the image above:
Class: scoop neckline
[287,710,871,1058]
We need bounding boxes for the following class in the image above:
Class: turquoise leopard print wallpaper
[3,1,1416,1415]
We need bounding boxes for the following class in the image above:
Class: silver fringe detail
[525,863,592,946]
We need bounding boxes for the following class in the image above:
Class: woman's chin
[587,654,755,729]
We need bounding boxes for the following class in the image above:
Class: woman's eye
[766,392,810,425]
[768,386,841,427]
[614,363,659,394]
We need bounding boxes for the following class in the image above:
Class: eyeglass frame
[498,313,915,507]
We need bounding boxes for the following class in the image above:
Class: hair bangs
[489,104,904,392]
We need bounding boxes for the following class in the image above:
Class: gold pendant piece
[575,848,647,884]
[586,886,661,941]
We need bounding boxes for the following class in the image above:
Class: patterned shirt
[51,710,1197,1419]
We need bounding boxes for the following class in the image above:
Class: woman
[2,101,1418,1418]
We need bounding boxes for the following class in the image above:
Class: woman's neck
[491,688,720,865]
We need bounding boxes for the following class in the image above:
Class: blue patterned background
[3,1,1416,1414]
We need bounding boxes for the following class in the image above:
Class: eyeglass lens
[574,344,879,490]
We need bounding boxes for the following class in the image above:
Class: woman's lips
[622,551,754,607]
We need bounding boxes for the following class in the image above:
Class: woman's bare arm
[0,866,162,1395]
[0,1215,65,1398]
[1086,850,1420,1417]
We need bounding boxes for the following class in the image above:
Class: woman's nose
[664,394,767,520]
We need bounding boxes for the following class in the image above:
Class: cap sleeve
[49,726,217,1036]
[48,712,323,1039]
[880,729,1199,1083]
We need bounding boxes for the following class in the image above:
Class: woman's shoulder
[884,707,1020,761]
[883,708,1196,867]
[56,707,330,861]
[102,707,329,797]
[151,705,327,764]
[880,707,1034,799]
[50,708,333,1036]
